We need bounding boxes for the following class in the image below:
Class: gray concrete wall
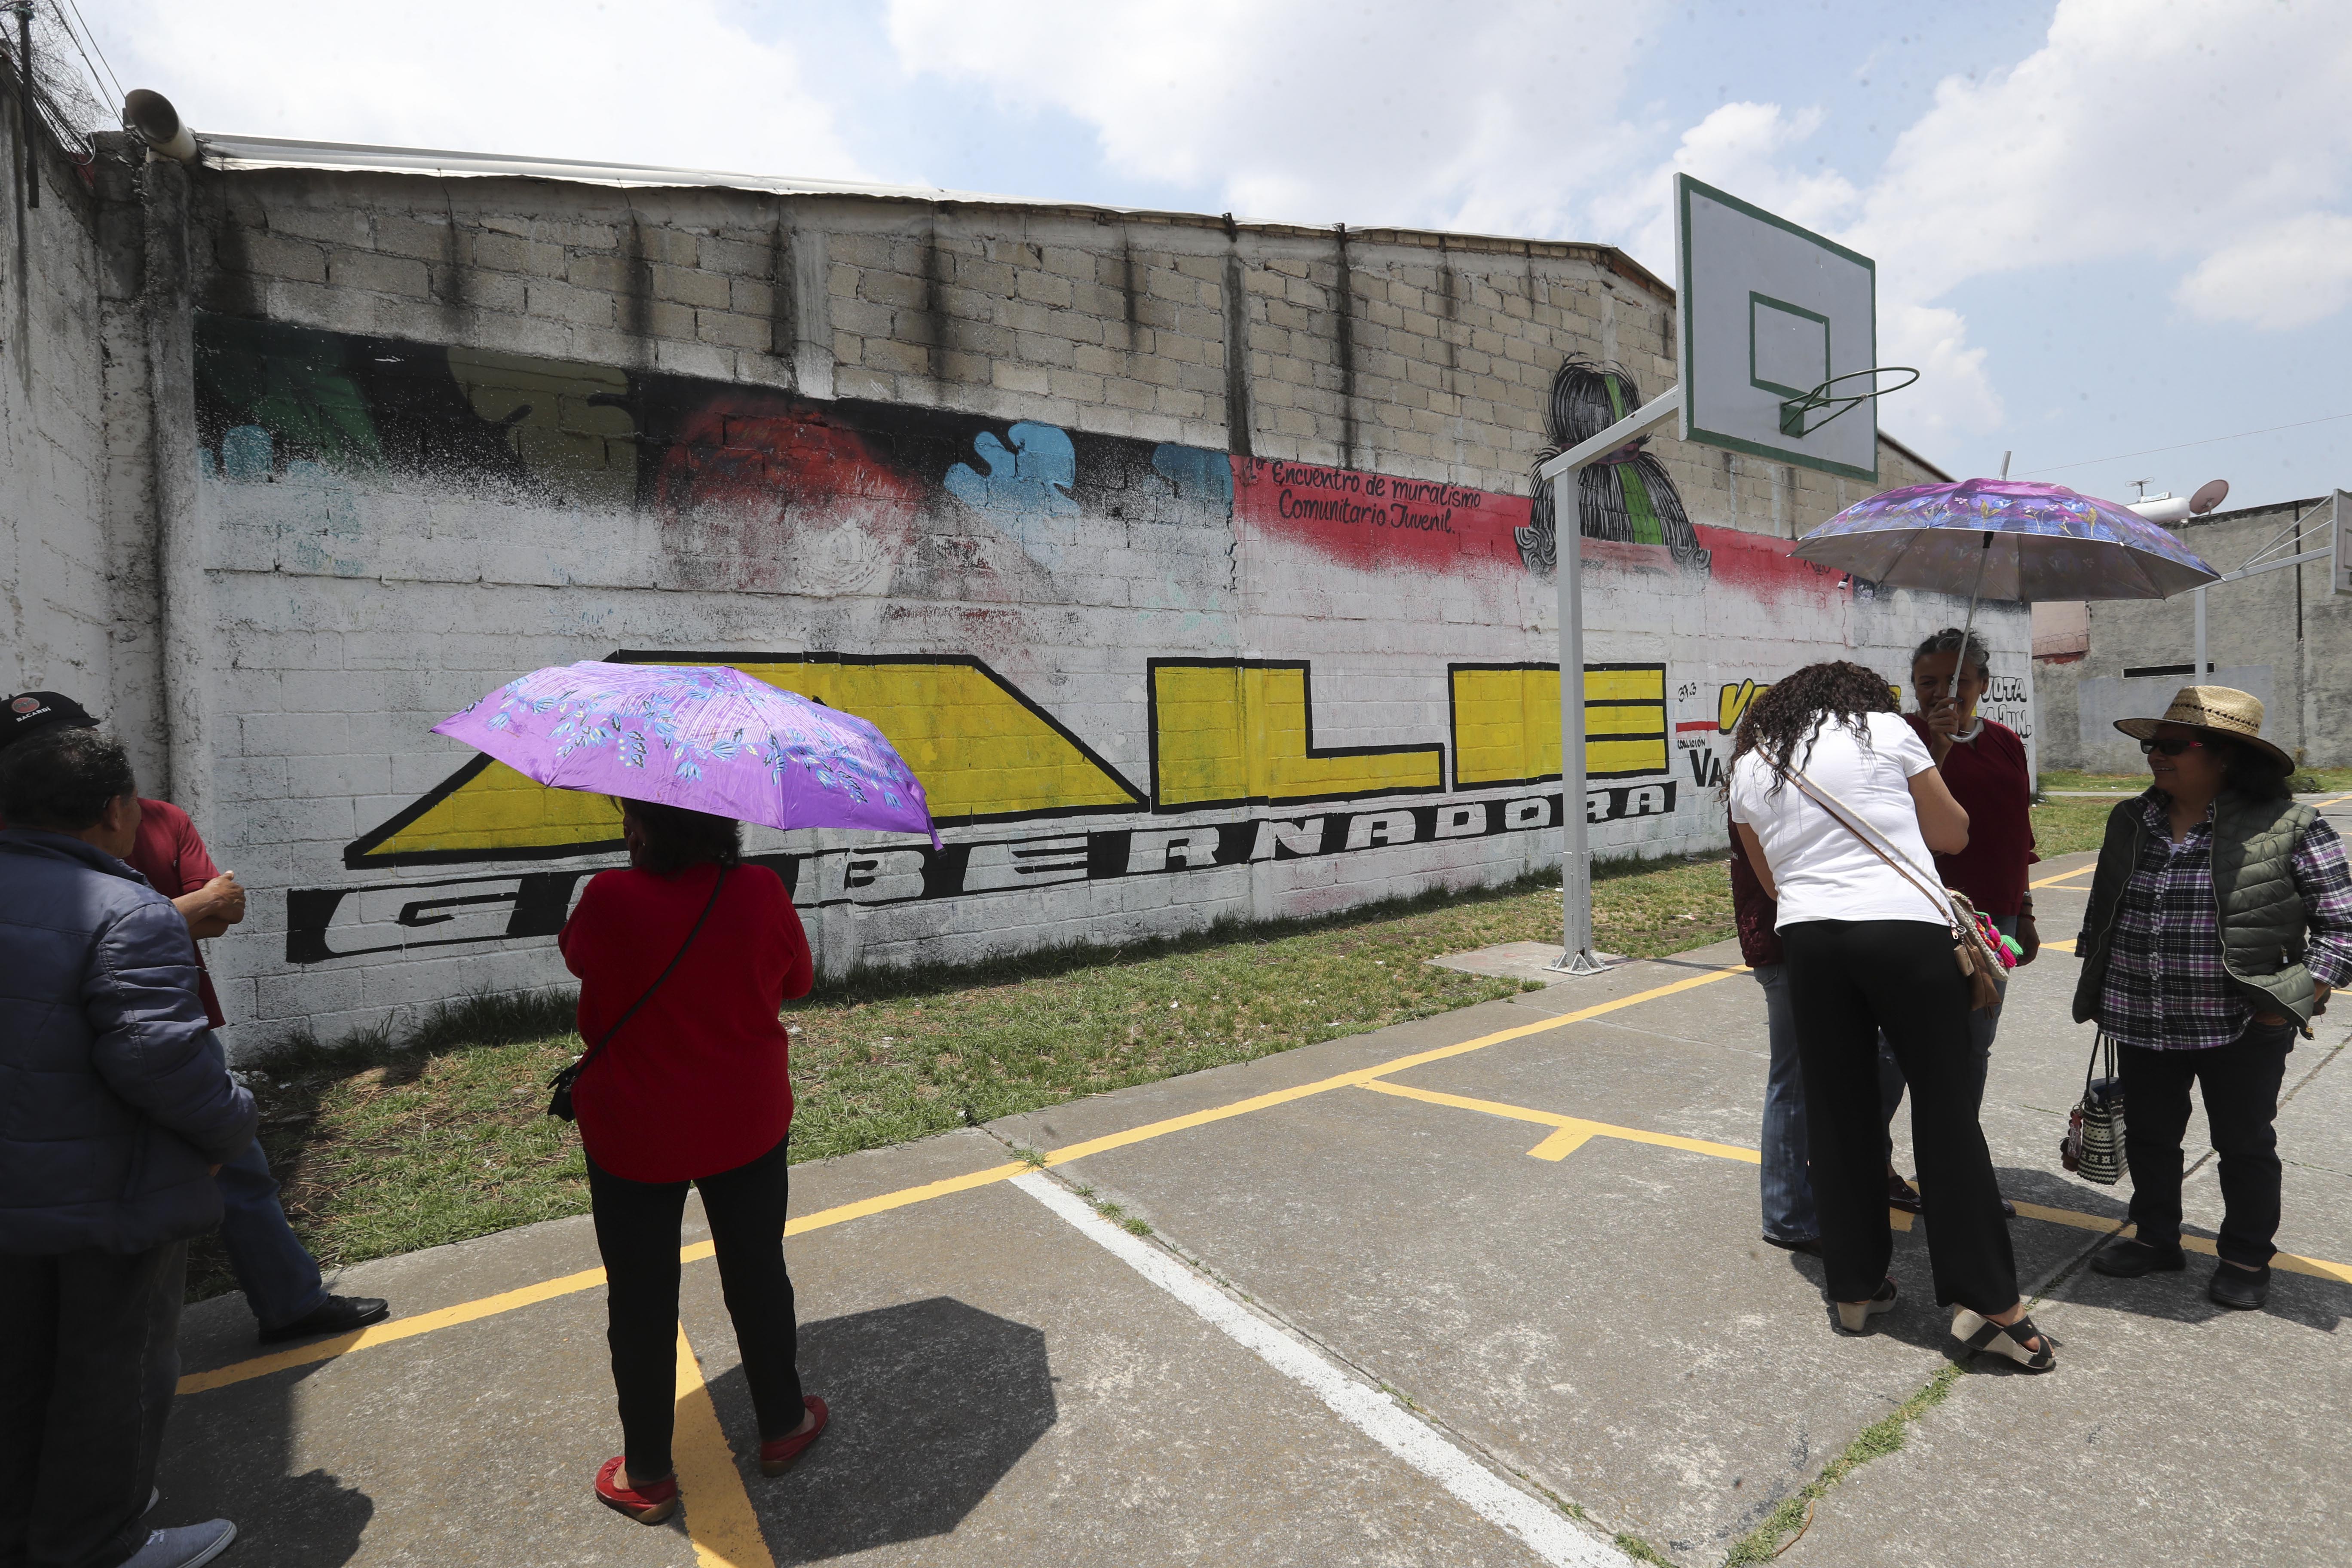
[2032,496,2345,773]
[0,107,115,746]
[19,144,2012,1052]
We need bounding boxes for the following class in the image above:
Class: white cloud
[1843,0,2352,302]
[1584,0,2352,445]
[883,0,1660,234]
[1589,101,1861,271]
[97,0,864,179]
[2173,213,2352,330]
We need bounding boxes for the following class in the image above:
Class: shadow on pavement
[730,1296,1055,1565]
[1773,1169,2347,1353]
[157,1360,374,1567]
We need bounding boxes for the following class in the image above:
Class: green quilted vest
[2072,792,2320,1027]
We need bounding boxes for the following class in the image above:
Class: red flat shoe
[594,1455,678,1523]
[760,1396,829,1476]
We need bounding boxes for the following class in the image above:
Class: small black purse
[548,866,731,1122]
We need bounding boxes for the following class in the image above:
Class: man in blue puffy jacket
[0,727,255,1568]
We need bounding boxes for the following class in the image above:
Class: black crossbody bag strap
[548,864,731,1122]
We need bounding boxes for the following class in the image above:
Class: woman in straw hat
[2076,687,2352,1310]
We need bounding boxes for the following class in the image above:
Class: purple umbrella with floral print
[1794,476,2220,660]
[433,662,940,847]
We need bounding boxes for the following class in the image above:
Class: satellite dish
[2189,479,2230,515]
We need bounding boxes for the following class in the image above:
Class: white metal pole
[1954,531,1993,677]
[1534,383,1681,976]
[2194,585,2207,676]
[1555,465,1595,971]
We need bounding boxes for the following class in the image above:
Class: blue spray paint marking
[1151,444,1234,508]
[944,422,1085,575]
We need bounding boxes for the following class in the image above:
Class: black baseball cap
[1,692,100,751]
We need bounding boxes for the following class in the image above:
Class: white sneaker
[119,1519,237,1568]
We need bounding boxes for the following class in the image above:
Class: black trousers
[1782,920,2020,1312]
[0,1240,188,1568]
[2119,1020,2294,1268]
[587,1135,805,1478]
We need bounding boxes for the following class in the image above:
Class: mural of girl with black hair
[1516,357,1703,574]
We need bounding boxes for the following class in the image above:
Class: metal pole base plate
[1546,948,1625,977]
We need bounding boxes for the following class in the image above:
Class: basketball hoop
[1778,365,1919,438]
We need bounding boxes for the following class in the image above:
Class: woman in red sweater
[1881,627,2039,1213]
[558,799,824,1524]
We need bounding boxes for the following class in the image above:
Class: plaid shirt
[2098,794,2352,1050]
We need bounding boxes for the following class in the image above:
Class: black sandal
[1834,1277,1898,1334]
[1951,1309,2056,1372]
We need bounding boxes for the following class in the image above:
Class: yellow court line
[179,961,1751,1397]
[176,1263,611,1395]
[673,1323,778,1568]
[1351,1084,2352,1286]
[1360,1078,1763,1165]
[1034,962,1752,1170]
[2029,866,2094,890]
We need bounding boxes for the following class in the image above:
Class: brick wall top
[187,164,1939,533]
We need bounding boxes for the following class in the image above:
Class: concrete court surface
[156,820,2352,1568]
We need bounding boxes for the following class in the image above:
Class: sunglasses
[2141,737,2207,757]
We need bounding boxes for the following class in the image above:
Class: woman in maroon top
[1881,628,2039,1213]
[559,799,825,1524]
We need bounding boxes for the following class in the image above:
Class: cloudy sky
[75,0,2350,521]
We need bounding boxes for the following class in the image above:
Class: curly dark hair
[0,726,135,830]
[1726,660,1901,796]
[618,797,742,875]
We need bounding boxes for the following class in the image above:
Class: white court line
[1011,1172,1626,1568]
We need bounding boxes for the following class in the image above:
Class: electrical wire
[48,0,119,117]
[58,0,113,92]
[2019,411,2352,477]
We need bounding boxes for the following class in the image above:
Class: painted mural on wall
[192,313,1996,996]
[1513,358,1702,577]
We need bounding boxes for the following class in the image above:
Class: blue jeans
[218,1138,328,1330]
[1753,963,1818,1243]
[1880,914,2012,1139]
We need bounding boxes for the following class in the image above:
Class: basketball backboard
[1676,173,1881,482]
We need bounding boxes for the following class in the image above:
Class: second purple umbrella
[434,661,940,848]
[1794,476,2220,656]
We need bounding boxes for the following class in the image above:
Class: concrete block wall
[19,153,2018,1054]
[187,170,1944,521]
[0,117,118,729]
[2031,496,2346,772]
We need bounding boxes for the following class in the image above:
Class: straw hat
[2113,685,2296,774]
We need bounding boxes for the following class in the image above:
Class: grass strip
[2026,795,2116,858]
[1613,1531,1680,1565]
[2043,766,2352,794]
[1718,1362,1964,1565]
[199,851,1743,1301]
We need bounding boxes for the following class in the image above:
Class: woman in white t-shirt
[1727,660,2052,1372]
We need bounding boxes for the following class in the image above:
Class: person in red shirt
[0,692,391,1344]
[559,797,825,1525]
[1877,633,2038,1216]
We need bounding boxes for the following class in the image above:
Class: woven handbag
[2060,1033,2128,1185]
